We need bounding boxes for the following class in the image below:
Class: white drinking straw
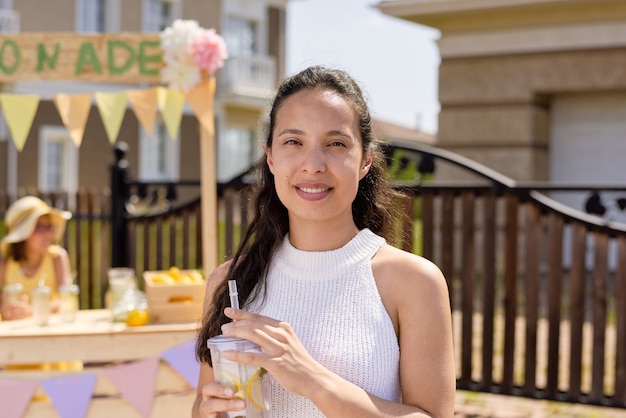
[228,280,239,310]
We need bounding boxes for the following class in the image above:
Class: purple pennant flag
[102,357,159,418]
[0,378,38,418]
[40,374,97,418]
[160,338,200,388]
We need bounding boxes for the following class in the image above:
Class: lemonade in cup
[207,335,271,418]
[207,280,271,417]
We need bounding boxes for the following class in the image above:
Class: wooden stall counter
[0,309,201,418]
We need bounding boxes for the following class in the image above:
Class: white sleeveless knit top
[247,228,401,417]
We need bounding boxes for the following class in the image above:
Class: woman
[0,196,73,320]
[194,66,455,417]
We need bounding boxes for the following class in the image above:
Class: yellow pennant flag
[53,92,92,147]
[127,87,158,136]
[94,91,127,144]
[185,78,215,137]
[157,86,184,141]
[0,93,40,152]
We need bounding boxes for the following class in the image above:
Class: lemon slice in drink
[217,369,243,395]
[245,368,266,410]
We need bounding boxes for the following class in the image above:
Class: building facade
[379,0,626,219]
[0,0,289,203]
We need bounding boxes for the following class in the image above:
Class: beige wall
[268,7,286,82]
[437,48,626,180]
[14,0,75,31]
[378,0,626,182]
[119,1,142,32]
[225,107,263,128]
[185,0,221,30]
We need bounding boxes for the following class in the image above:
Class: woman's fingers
[199,382,246,417]
[224,307,281,326]
[201,381,234,400]
[223,308,290,338]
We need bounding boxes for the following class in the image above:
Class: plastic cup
[59,284,80,323]
[2,282,23,304]
[106,268,136,310]
[31,285,51,326]
[207,335,271,418]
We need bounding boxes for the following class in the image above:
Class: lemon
[178,275,193,284]
[189,271,204,283]
[167,266,181,281]
[217,369,243,395]
[245,368,266,410]
[151,274,175,285]
[125,309,150,326]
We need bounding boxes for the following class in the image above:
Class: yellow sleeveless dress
[5,245,60,301]
[2,245,82,371]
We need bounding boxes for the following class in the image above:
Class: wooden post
[200,125,218,274]
[197,79,218,274]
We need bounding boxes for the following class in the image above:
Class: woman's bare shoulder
[373,244,449,303]
[375,244,444,280]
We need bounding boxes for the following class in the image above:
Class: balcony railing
[0,8,19,33]
[219,54,276,100]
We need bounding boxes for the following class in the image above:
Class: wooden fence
[1,143,626,409]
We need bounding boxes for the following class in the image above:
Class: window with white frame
[223,15,258,56]
[76,0,120,32]
[218,127,254,182]
[38,126,78,194]
[138,121,180,181]
[142,0,181,32]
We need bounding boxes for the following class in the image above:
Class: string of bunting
[0,21,226,417]
[3,19,227,151]
[0,338,200,418]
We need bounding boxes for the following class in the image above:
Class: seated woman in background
[0,196,73,321]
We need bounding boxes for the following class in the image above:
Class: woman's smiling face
[266,88,372,226]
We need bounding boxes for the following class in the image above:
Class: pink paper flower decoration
[160,20,228,92]
[192,29,228,76]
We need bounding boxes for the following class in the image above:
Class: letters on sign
[0,33,163,83]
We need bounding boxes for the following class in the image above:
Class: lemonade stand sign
[0,32,163,82]
[0,20,228,273]
[0,20,227,418]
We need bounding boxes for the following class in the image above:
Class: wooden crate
[143,270,206,324]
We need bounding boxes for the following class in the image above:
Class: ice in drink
[207,335,271,418]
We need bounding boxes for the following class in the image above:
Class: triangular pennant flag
[161,339,200,388]
[0,93,40,152]
[53,92,92,147]
[185,78,216,137]
[103,358,159,418]
[157,86,184,141]
[127,87,158,136]
[94,91,127,145]
[0,379,39,418]
[40,374,97,418]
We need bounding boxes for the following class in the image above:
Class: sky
[285,0,441,134]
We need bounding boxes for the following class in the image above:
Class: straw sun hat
[1,196,72,256]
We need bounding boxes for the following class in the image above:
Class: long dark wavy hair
[196,65,400,363]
